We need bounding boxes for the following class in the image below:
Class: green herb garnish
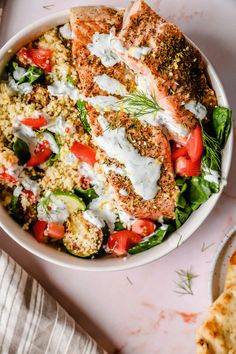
[122,90,163,117]
[76,100,91,133]
[174,268,198,295]
[201,127,221,171]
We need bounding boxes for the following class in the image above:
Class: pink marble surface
[0,0,236,353]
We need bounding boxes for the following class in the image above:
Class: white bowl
[0,10,233,271]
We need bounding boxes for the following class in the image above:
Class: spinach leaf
[188,176,216,211]
[10,194,24,224]
[212,106,232,148]
[18,66,44,85]
[128,225,174,255]
[75,187,98,206]
[77,100,91,133]
[13,138,31,165]
[114,216,125,231]
[175,205,192,229]
[66,74,75,86]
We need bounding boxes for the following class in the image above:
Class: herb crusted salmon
[114,0,217,142]
[70,5,179,220]
[0,1,231,259]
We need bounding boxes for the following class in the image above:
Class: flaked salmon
[70,5,178,220]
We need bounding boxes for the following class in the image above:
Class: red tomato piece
[131,219,156,237]
[71,142,97,166]
[175,156,201,177]
[33,220,48,242]
[171,146,188,161]
[186,126,204,162]
[108,230,142,256]
[17,47,32,65]
[21,116,48,129]
[47,222,65,240]
[0,173,17,184]
[27,141,52,167]
[28,48,52,72]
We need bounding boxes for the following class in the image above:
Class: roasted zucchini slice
[63,212,103,258]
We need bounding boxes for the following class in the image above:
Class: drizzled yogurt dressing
[94,74,128,96]
[87,32,120,67]
[94,115,162,200]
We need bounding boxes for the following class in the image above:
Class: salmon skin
[70,5,178,220]
[114,0,217,138]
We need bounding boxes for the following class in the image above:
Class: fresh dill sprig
[201,126,221,171]
[174,268,198,296]
[121,90,163,117]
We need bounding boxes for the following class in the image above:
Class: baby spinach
[128,225,174,255]
[77,100,91,133]
[13,138,31,165]
[212,106,232,148]
[75,187,98,206]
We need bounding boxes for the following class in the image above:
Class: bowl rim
[208,224,236,303]
[0,9,233,271]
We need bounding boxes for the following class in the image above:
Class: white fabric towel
[0,249,107,354]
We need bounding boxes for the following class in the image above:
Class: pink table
[0,1,236,353]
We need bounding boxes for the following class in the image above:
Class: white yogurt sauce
[119,188,128,196]
[59,23,72,40]
[86,95,120,112]
[22,177,40,196]
[13,186,23,197]
[118,209,136,229]
[127,46,151,59]
[8,76,32,94]
[94,74,128,96]
[40,132,59,154]
[87,32,120,67]
[83,210,105,229]
[45,116,75,135]
[37,194,69,224]
[13,66,26,81]
[47,80,80,101]
[102,164,126,177]
[184,100,207,120]
[202,165,220,185]
[94,115,161,200]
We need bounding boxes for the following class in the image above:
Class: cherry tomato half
[175,156,201,177]
[108,230,142,256]
[131,219,156,237]
[27,141,52,167]
[71,141,97,166]
[21,116,48,129]
[33,220,48,242]
[0,172,17,184]
[29,48,52,72]
[47,222,65,240]
[186,126,204,162]
[171,146,188,161]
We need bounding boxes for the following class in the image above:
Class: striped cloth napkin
[0,249,107,354]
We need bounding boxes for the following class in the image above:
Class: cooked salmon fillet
[115,0,217,133]
[70,6,178,220]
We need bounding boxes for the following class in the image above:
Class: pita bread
[196,250,236,354]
